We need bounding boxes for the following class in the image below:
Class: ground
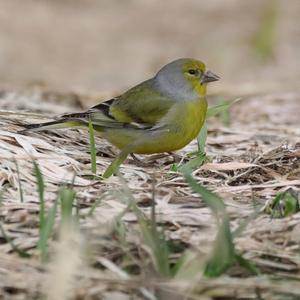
[0,89,299,299]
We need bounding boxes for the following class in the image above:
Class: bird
[22,58,219,178]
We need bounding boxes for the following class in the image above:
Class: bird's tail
[20,118,85,134]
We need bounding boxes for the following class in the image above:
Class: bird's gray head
[153,58,219,101]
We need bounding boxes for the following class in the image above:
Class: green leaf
[265,189,299,218]
[179,152,207,173]
[169,163,178,172]
[282,190,299,217]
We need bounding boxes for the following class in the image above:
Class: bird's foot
[167,152,182,164]
[130,152,181,167]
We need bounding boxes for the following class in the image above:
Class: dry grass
[0,89,299,299]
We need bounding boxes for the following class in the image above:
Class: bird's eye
[188,69,197,75]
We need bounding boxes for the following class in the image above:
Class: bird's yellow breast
[103,97,207,154]
[133,98,207,154]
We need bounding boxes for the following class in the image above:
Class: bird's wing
[108,79,174,125]
[62,80,174,130]
[58,98,127,129]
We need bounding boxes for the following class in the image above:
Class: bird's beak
[200,70,220,84]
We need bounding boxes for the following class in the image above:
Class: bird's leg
[130,152,181,166]
[130,153,169,166]
[103,147,132,178]
[167,152,181,164]
[130,153,150,167]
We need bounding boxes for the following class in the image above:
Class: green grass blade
[33,161,45,227]
[14,160,24,203]
[33,161,49,262]
[118,176,171,277]
[33,161,58,262]
[197,122,207,153]
[207,102,232,118]
[140,219,171,277]
[129,198,171,277]
[204,215,235,277]
[0,222,31,258]
[88,119,97,176]
[235,254,260,275]
[38,200,58,262]
[233,207,261,238]
[59,187,76,224]
[0,187,5,206]
[184,171,235,277]
[149,186,171,277]
[193,98,240,165]
[206,98,240,118]
[178,151,207,173]
[184,172,226,217]
[87,194,106,216]
[217,99,231,126]
[173,250,205,279]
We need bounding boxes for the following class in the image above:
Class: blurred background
[0,0,299,97]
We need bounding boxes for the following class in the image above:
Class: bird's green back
[110,79,174,125]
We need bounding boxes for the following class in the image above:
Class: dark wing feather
[57,97,150,130]
[58,79,175,131]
